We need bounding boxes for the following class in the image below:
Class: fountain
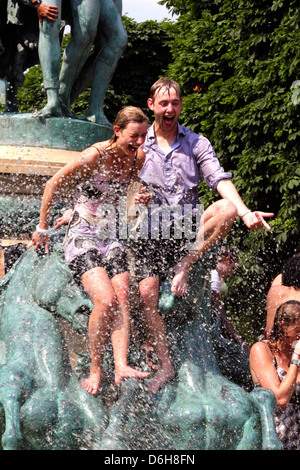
[0,0,282,451]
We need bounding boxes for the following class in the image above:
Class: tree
[160,0,300,340]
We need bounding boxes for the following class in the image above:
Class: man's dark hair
[150,77,182,102]
[282,253,300,289]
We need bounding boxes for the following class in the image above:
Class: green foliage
[17,65,46,112]
[161,0,300,340]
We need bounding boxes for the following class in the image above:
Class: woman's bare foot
[81,368,102,396]
[148,363,175,394]
[115,365,151,385]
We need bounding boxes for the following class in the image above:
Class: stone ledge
[0,113,113,152]
[0,145,80,176]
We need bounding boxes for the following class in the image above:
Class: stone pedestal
[0,113,113,242]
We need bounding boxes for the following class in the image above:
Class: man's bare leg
[171,199,237,296]
[139,277,175,394]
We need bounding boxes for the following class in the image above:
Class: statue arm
[114,0,123,16]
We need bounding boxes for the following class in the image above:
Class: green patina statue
[0,0,127,125]
[0,216,282,449]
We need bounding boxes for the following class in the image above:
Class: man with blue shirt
[132,77,273,394]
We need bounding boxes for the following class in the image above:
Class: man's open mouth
[163,116,175,125]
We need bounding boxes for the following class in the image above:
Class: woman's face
[114,122,148,157]
[283,321,300,344]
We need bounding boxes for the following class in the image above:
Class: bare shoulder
[250,341,272,360]
[79,141,111,164]
[136,148,146,170]
[271,274,282,286]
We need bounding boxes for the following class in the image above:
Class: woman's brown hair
[269,300,300,344]
[109,106,149,144]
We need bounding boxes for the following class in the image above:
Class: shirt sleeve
[193,136,232,190]
[211,269,221,292]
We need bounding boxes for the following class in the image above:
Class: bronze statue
[0,0,127,124]
[0,223,282,450]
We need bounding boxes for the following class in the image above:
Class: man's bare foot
[81,369,102,396]
[115,365,151,385]
[148,363,175,394]
[171,263,189,296]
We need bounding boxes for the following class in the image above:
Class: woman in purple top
[30,106,152,396]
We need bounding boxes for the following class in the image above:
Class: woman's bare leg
[81,266,116,395]
[111,272,150,384]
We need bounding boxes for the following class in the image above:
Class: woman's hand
[53,209,72,229]
[293,339,300,357]
[28,231,50,253]
[134,187,152,205]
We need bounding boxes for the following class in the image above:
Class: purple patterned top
[139,123,232,208]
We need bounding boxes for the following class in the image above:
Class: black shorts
[68,247,129,283]
[129,237,191,282]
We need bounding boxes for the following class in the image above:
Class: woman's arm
[31,146,102,251]
[250,341,300,408]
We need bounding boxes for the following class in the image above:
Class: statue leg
[171,199,237,296]
[34,0,62,118]
[0,368,31,450]
[248,388,282,450]
[59,0,101,112]
[86,0,128,125]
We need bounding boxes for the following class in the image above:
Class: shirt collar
[147,122,186,142]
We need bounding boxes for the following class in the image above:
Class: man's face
[147,87,183,134]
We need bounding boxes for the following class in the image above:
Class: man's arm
[216,179,274,231]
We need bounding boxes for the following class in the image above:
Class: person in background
[210,243,250,353]
[250,300,300,450]
[265,253,300,338]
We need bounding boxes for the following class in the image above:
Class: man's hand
[34,2,59,25]
[242,211,274,231]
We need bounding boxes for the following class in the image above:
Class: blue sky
[122,0,177,22]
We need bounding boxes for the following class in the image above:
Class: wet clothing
[273,367,300,450]
[139,123,232,208]
[130,123,232,281]
[255,341,300,450]
[64,146,137,281]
